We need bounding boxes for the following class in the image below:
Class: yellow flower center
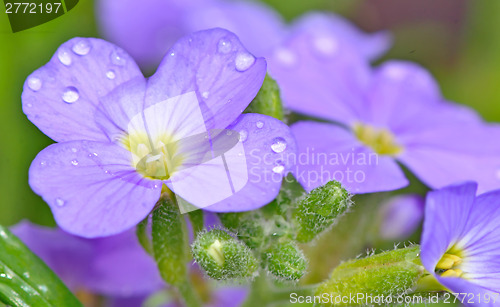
[436,251,465,278]
[352,123,403,156]
[122,132,185,180]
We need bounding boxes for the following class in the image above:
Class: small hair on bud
[262,241,307,281]
[294,180,351,243]
[191,229,258,281]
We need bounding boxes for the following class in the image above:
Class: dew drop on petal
[201,91,209,99]
[239,130,248,142]
[256,121,264,129]
[72,39,91,55]
[71,148,77,153]
[272,162,285,174]
[27,77,42,91]
[218,38,232,54]
[170,52,175,56]
[57,49,72,66]
[313,36,338,56]
[40,161,47,166]
[235,52,255,72]
[71,159,79,166]
[62,86,79,104]
[111,50,126,66]
[106,70,116,80]
[55,198,66,207]
[271,137,287,153]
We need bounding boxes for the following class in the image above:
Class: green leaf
[136,216,153,255]
[152,197,190,286]
[245,74,285,120]
[0,225,82,307]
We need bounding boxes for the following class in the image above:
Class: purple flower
[23,29,296,237]
[378,194,424,240]
[269,33,500,193]
[11,221,163,299]
[421,182,500,305]
[96,0,390,69]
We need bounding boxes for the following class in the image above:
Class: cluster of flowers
[16,0,500,306]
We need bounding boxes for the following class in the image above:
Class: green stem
[177,282,203,307]
[136,217,153,256]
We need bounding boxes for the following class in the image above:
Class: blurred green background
[2,0,497,305]
[2,0,499,227]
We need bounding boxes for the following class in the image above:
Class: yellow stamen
[436,253,463,270]
[441,269,463,278]
[352,123,402,155]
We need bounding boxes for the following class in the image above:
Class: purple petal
[22,37,142,143]
[84,231,164,296]
[290,121,408,194]
[291,12,392,60]
[11,222,163,297]
[420,182,477,274]
[209,286,248,307]
[378,194,424,240]
[11,221,92,290]
[146,28,266,131]
[268,31,371,125]
[29,141,161,238]
[436,277,497,307]
[185,1,287,56]
[167,114,296,212]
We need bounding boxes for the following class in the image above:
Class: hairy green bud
[152,197,190,286]
[244,74,284,120]
[262,241,307,281]
[294,180,350,243]
[316,246,425,306]
[192,229,258,280]
[218,212,266,249]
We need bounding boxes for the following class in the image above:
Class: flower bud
[315,246,425,306]
[294,181,350,243]
[262,241,307,281]
[192,229,258,280]
[218,212,266,249]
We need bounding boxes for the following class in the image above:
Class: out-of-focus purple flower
[378,194,424,240]
[11,221,163,300]
[97,0,286,68]
[23,29,296,238]
[97,0,391,69]
[420,182,500,305]
[270,33,500,193]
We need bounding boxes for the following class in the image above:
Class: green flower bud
[262,241,307,281]
[294,180,351,243]
[218,212,266,249]
[244,74,285,121]
[316,246,425,306]
[152,197,190,286]
[192,229,258,280]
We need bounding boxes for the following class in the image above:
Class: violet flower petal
[29,141,162,238]
[147,28,267,131]
[22,37,142,143]
[379,194,424,240]
[291,121,408,193]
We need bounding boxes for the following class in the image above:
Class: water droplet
[239,130,248,142]
[271,137,287,153]
[40,161,47,166]
[55,198,66,207]
[62,86,79,104]
[154,184,159,189]
[106,70,116,80]
[313,36,338,56]
[235,52,255,72]
[92,152,98,157]
[201,91,209,99]
[71,159,79,166]
[274,48,297,67]
[57,48,72,66]
[72,39,91,55]
[170,52,175,56]
[71,148,77,153]
[111,49,126,66]
[218,38,232,54]
[272,162,285,174]
[256,121,264,129]
[27,77,42,91]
